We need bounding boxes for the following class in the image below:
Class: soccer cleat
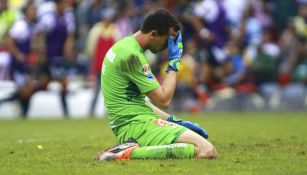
[95,142,139,161]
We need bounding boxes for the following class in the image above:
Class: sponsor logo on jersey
[106,49,116,63]
[143,64,150,75]
[147,74,155,82]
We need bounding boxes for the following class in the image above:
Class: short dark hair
[21,0,34,14]
[54,0,63,4]
[140,9,180,35]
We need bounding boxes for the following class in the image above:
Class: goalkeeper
[96,9,217,161]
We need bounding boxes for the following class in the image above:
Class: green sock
[130,143,195,159]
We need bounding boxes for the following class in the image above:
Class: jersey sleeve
[9,20,29,41]
[124,55,160,94]
[64,10,76,34]
[35,13,55,33]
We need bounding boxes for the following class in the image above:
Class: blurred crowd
[0,0,307,116]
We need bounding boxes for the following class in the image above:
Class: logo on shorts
[154,119,167,127]
[168,123,178,128]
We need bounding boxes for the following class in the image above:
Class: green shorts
[115,114,187,146]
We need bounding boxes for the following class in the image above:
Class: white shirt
[194,0,219,22]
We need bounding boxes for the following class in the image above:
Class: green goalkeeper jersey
[101,35,160,132]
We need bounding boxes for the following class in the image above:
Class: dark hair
[140,9,180,35]
[54,0,63,4]
[21,0,34,14]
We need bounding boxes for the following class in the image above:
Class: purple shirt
[9,18,33,55]
[194,0,228,47]
[36,10,75,62]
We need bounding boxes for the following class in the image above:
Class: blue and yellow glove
[167,115,209,139]
[166,31,183,72]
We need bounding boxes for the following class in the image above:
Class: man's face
[149,34,168,53]
[57,1,69,15]
[25,3,37,22]
[148,28,178,53]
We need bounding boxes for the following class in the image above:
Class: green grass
[0,112,307,175]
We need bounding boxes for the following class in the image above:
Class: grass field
[0,112,307,175]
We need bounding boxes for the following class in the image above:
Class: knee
[195,144,218,159]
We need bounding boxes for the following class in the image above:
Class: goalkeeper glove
[167,115,209,139]
[166,31,183,72]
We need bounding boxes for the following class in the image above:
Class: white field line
[0,135,100,145]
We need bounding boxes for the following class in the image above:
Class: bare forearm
[64,34,74,58]
[191,16,204,32]
[146,31,182,109]
[160,71,177,105]
[146,71,177,109]
[145,97,170,120]
[7,37,22,57]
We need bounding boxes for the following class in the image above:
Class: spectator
[160,39,206,112]
[224,39,246,87]
[35,0,76,117]
[293,2,307,39]
[0,0,19,80]
[0,0,19,47]
[291,1,307,82]
[193,0,229,54]
[278,25,297,86]
[0,52,11,80]
[241,2,263,67]
[86,7,120,116]
[0,0,37,117]
[252,0,273,29]
[1,0,306,115]
[172,0,197,41]
[251,29,279,84]
[115,2,133,38]
[271,0,298,34]
[222,0,248,30]
[192,0,230,89]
